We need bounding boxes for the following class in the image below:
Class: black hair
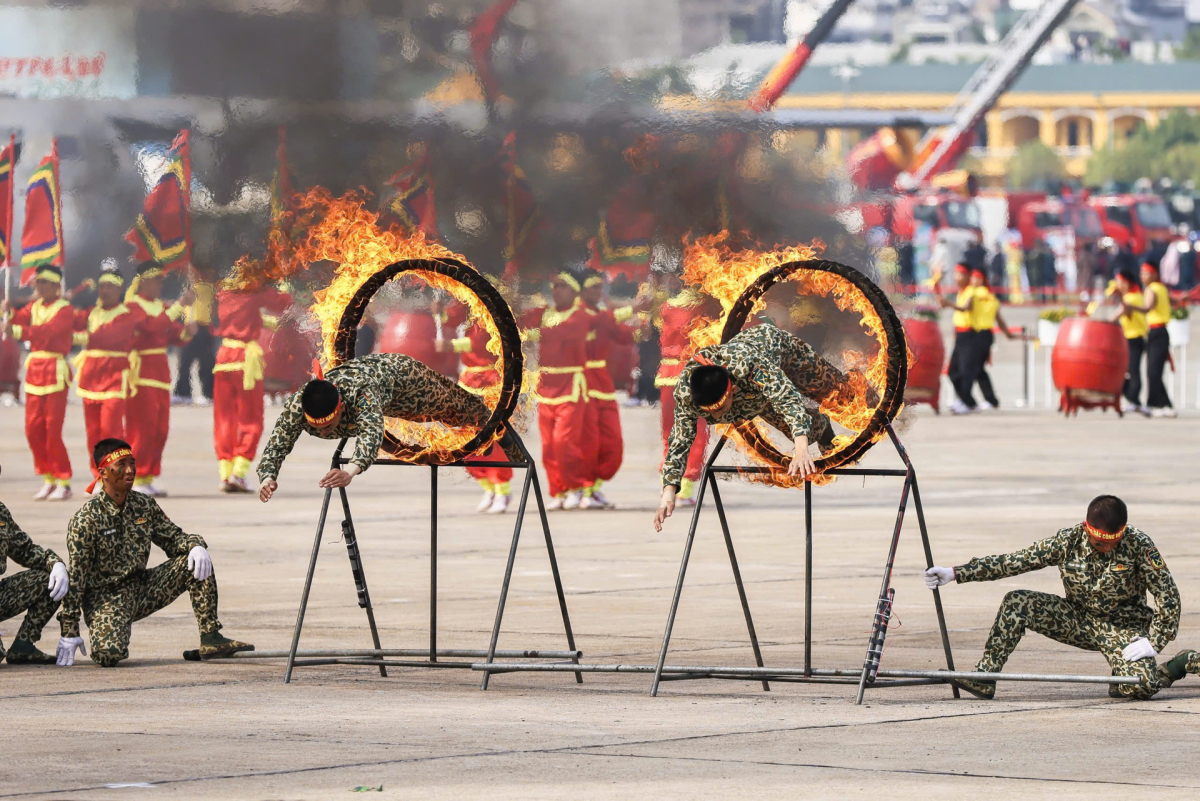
[93,438,133,468]
[300,379,340,418]
[1086,495,1127,534]
[1117,267,1140,289]
[689,364,731,406]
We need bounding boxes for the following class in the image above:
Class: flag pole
[3,133,14,306]
[51,137,62,272]
[180,129,192,268]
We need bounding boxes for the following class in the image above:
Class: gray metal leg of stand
[430,465,438,663]
[804,481,813,676]
[652,437,727,696]
[708,475,769,691]
[529,467,583,684]
[338,486,387,678]
[480,464,534,690]
[285,486,332,684]
[910,473,958,698]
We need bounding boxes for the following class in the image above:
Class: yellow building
[774,62,1200,184]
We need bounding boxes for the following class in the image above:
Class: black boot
[7,639,57,665]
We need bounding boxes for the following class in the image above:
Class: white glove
[1122,636,1157,662]
[187,546,212,581]
[56,636,86,666]
[47,562,69,602]
[924,566,956,589]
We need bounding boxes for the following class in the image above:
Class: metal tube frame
[283,432,582,687]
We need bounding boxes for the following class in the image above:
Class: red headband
[1084,520,1126,542]
[954,264,970,274]
[86,448,133,494]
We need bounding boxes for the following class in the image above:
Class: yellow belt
[24,351,69,396]
[535,367,588,405]
[538,365,583,374]
[460,365,494,374]
[660,357,681,366]
[212,338,265,390]
[585,360,607,369]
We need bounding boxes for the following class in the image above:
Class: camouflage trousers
[82,556,221,667]
[0,569,60,648]
[977,589,1164,700]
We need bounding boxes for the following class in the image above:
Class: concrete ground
[2,356,1199,798]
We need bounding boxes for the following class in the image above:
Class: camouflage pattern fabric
[662,323,848,488]
[59,491,209,643]
[258,353,515,481]
[0,569,61,645]
[958,524,1182,699]
[84,557,220,667]
[0,501,63,576]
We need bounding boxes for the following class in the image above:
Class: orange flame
[682,233,904,487]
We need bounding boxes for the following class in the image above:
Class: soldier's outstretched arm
[257,394,306,498]
[952,529,1073,584]
[345,388,385,475]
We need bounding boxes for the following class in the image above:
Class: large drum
[261,318,316,398]
[901,317,944,413]
[377,311,458,378]
[1051,318,1128,416]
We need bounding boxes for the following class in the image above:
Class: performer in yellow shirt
[967,268,1015,410]
[1107,268,1150,416]
[939,264,980,415]
[1123,260,1175,417]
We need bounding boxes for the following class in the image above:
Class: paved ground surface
[2,332,1199,799]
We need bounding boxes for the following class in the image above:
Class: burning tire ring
[332,257,524,465]
[721,258,908,474]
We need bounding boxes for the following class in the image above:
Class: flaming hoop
[721,259,908,478]
[331,257,524,465]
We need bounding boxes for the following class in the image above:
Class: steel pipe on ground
[219,648,581,660]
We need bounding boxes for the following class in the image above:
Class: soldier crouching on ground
[0,462,70,664]
[926,494,1199,699]
[55,438,253,667]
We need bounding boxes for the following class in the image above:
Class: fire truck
[1087,193,1175,258]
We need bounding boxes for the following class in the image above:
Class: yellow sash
[212,338,265,390]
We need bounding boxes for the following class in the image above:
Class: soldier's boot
[499,430,524,464]
[816,415,837,454]
[0,635,7,664]
[6,639,56,665]
[195,631,254,660]
[951,674,996,700]
[1159,650,1199,688]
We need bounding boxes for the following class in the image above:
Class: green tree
[1086,109,1200,185]
[1006,141,1066,190]
[1176,28,1200,60]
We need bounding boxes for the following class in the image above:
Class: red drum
[1051,318,1128,416]
[902,318,944,413]
[261,318,316,396]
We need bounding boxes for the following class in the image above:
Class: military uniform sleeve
[257,394,306,482]
[147,498,206,558]
[0,503,63,573]
[1138,538,1180,653]
[955,528,1072,583]
[348,387,385,474]
[58,513,88,638]
[662,382,701,490]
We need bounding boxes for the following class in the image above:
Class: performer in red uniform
[579,271,636,509]
[212,273,292,493]
[523,272,593,510]
[655,280,714,506]
[73,266,147,484]
[124,261,194,497]
[5,266,75,500]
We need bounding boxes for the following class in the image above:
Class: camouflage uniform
[662,323,847,488]
[0,503,64,652]
[59,491,220,667]
[258,353,518,482]
[956,523,1181,699]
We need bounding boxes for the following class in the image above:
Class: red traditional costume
[655,288,709,500]
[212,285,293,488]
[10,274,74,490]
[581,296,635,499]
[452,318,513,510]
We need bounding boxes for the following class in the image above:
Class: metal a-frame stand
[281,431,583,688]
[651,424,961,703]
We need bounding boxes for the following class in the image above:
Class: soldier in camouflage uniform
[654,322,850,531]
[258,353,521,502]
[927,495,1200,699]
[55,439,253,667]
[0,494,70,664]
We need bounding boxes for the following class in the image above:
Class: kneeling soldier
[926,495,1198,699]
[55,439,253,667]
[1,463,69,664]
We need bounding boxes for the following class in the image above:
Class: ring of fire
[720,258,908,478]
[332,257,524,465]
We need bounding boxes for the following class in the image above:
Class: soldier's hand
[47,562,69,602]
[788,436,816,479]
[188,546,213,581]
[56,636,86,667]
[654,486,677,532]
[1122,637,1157,662]
[318,469,354,489]
[924,566,955,588]
[259,480,278,503]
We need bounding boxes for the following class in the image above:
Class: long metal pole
[804,479,813,676]
[225,648,582,659]
[652,437,727,696]
[479,462,534,690]
[909,471,959,698]
[430,465,438,663]
[286,486,333,683]
[709,475,769,691]
[338,486,387,678]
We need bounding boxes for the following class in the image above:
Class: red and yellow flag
[20,141,64,284]
[501,132,541,276]
[125,129,191,270]
[0,135,14,268]
[381,148,438,240]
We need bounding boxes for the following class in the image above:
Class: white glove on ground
[56,636,86,666]
[48,562,69,602]
[1122,636,1157,662]
[924,566,955,589]
[187,546,212,581]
